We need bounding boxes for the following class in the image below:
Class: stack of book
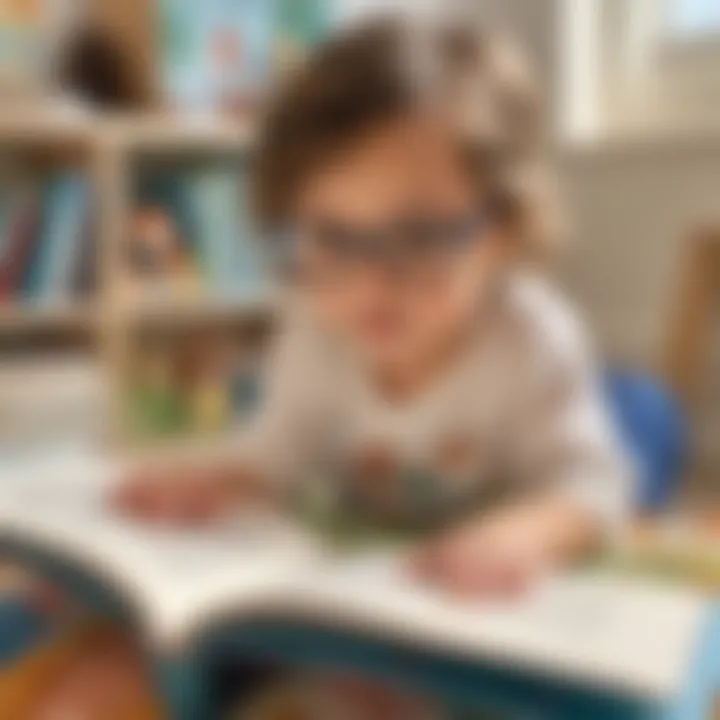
[0,172,94,306]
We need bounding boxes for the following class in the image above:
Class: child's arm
[415,313,630,596]
[412,496,604,597]
[114,458,275,524]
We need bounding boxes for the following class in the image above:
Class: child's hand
[113,463,273,526]
[411,501,599,598]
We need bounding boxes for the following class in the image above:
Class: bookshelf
[0,0,327,452]
[124,291,276,327]
[0,110,273,449]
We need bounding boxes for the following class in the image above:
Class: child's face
[292,118,507,369]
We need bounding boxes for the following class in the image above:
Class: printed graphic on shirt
[336,434,494,532]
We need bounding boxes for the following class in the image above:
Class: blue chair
[604,369,688,512]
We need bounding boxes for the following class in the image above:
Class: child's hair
[253,16,564,258]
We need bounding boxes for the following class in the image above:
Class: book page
[0,451,317,643]
[0,452,709,698]
[284,549,709,701]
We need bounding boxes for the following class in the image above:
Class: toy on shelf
[125,204,200,300]
[127,330,262,442]
[127,165,266,305]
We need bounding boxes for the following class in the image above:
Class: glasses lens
[274,210,486,283]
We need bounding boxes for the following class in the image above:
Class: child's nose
[351,262,405,298]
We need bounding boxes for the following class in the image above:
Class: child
[120,17,629,594]
[16,16,630,717]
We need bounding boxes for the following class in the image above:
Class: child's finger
[448,551,538,599]
[112,476,146,511]
[112,471,170,514]
[168,482,229,525]
[405,541,444,584]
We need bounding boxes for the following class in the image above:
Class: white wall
[468,0,720,366]
[561,143,720,369]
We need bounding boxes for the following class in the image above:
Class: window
[667,0,720,38]
[658,0,720,131]
[560,0,720,144]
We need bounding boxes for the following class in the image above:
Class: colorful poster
[158,0,329,112]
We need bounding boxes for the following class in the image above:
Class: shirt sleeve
[505,304,632,537]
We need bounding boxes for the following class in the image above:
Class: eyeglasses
[273,209,490,284]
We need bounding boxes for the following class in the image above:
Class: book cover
[188,165,267,297]
[186,167,242,296]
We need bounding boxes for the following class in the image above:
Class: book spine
[72,215,97,297]
[187,171,235,295]
[0,199,12,264]
[36,174,89,301]
[235,169,266,293]
[0,196,40,301]
[189,167,265,297]
[21,178,53,300]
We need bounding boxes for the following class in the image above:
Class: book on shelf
[25,173,90,302]
[0,451,715,712]
[128,165,267,303]
[0,171,94,305]
[0,190,40,300]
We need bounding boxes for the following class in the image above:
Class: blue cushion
[604,370,688,512]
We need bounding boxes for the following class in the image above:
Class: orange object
[0,623,164,719]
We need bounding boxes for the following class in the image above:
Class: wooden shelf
[0,108,262,448]
[122,291,276,327]
[0,109,99,146]
[103,114,255,153]
[0,111,255,153]
[0,304,97,333]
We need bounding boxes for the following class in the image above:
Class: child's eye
[398,220,444,248]
[316,223,367,254]
[397,212,485,252]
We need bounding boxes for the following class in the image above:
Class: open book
[0,451,712,705]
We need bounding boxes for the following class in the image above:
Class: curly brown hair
[252,16,563,257]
